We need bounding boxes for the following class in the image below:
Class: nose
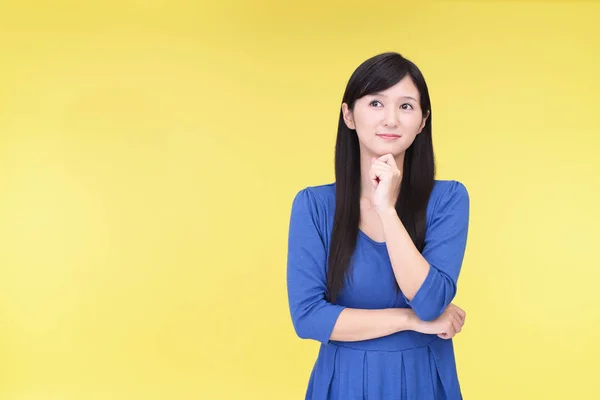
[383,107,400,128]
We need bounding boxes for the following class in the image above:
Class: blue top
[286,180,470,399]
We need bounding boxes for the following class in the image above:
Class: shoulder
[429,179,470,217]
[291,182,336,217]
[292,182,335,207]
[431,179,469,201]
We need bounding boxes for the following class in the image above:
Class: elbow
[291,314,313,340]
[290,304,314,340]
[294,327,311,340]
[414,307,444,322]
[289,301,343,343]
[291,315,306,339]
[410,280,457,322]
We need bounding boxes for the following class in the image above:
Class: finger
[378,153,397,168]
[454,309,465,325]
[451,316,462,334]
[455,313,465,329]
[371,164,393,176]
[370,163,387,175]
[452,304,465,316]
[441,325,456,340]
[446,321,456,336]
[372,160,392,170]
[370,166,391,180]
[373,160,402,179]
[440,332,455,340]
[449,304,464,321]
[368,166,379,187]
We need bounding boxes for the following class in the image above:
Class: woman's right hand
[412,303,466,340]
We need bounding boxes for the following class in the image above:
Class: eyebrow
[371,92,418,102]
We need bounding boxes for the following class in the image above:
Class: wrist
[377,206,398,219]
[398,308,419,332]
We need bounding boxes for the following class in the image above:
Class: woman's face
[342,75,430,158]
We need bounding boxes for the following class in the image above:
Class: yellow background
[1,0,599,399]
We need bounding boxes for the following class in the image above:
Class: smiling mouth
[377,134,401,139]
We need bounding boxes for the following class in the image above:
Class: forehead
[369,76,420,101]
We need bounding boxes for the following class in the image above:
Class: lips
[377,134,401,138]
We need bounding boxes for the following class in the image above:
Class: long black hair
[326,52,435,303]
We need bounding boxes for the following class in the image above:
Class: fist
[369,153,403,213]
[415,303,466,340]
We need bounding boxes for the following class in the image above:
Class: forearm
[329,307,417,342]
[379,207,430,301]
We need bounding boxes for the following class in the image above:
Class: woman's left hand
[369,153,403,214]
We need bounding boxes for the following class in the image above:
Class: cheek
[404,115,424,131]
[355,112,379,128]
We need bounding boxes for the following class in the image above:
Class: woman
[286,52,470,399]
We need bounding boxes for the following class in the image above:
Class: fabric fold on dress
[306,337,460,400]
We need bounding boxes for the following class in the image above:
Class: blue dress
[286,180,470,400]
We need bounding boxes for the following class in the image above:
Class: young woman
[286,52,470,399]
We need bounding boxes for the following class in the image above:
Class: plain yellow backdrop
[1,0,599,399]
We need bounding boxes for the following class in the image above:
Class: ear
[417,109,430,134]
[341,102,356,130]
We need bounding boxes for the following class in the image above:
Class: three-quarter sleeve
[403,181,470,321]
[286,188,346,344]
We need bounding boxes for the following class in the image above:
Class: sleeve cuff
[402,264,436,313]
[318,304,346,344]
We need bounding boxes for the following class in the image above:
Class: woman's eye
[369,101,413,110]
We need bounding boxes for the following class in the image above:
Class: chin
[377,145,407,156]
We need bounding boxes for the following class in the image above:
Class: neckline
[358,229,387,246]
